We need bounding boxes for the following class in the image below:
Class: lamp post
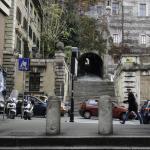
[70,73,74,122]
[70,47,78,122]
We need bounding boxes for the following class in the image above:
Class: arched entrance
[78,52,103,78]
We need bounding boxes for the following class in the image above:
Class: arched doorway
[78,52,103,78]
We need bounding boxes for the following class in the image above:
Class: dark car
[16,96,67,117]
[16,96,47,117]
[140,100,150,124]
[79,99,134,120]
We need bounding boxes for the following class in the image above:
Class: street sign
[18,58,30,71]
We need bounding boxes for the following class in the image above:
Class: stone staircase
[0,136,149,149]
[73,79,115,115]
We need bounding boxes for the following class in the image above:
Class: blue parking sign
[18,58,30,71]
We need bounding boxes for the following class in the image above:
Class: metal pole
[70,74,74,122]
[121,0,124,51]
[21,71,25,118]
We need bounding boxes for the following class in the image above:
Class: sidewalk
[0,116,150,149]
[0,116,150,137]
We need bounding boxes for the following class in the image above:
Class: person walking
[120,89,143,124]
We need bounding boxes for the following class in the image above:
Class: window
[29,73,40,91]
[29,26,32,39]
[38,18,40,29]
[23,17,28,32]
[37,39,39,48]
[97,6,103,16]
[140,35,146,44]
[23,40,30,58]
[16,36,21,53]
[112,2,119,15]
[25,0,28,8]
[107,1,110,6]
[30,3,33,15]
[139,4,147,16]
[34,11,37,18]
[16,7,22,24]
[113,34,119,44]
[33,32,36,44]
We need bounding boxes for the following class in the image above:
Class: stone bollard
[46,96,61,135]
[98,95,113,135]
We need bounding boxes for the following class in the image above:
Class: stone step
[0,146,149,150]
[0,136,149,149]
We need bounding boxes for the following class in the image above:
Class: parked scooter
[0,97,5,114]
[23,99,33,120]
[6,98,17,119]
[6,90,18,119]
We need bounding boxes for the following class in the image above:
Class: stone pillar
[98,95,113,135]
[46,97,61,135]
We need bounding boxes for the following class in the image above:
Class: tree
[60,0,80,47]
[79,15,107,55]
[42,1,67,58]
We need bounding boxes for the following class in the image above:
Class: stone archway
[78,52,103,78]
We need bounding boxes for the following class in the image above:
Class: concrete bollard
[98,95,113,135]
[46,97,61,135]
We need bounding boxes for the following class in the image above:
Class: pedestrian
[120,89,143,124]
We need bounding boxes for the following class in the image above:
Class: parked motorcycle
[23,99,33,120]
[6,90,18,119]
[0,100,5,114]
[6,98,16,119]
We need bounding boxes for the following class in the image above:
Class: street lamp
[70,47,78,122]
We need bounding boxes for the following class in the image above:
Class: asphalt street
[0,115,150,137]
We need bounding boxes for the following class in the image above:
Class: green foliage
[42,0,108,59]
[60,0,80,47]
[42,2,68,58]
[64,46,72,64]
[79,15,107,54]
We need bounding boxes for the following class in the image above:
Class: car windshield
[142,101,149,108]
[26,96,45,104]
[88,99,98,105]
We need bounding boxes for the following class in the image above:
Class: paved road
[63,116,142,125]
[0,115,149,137]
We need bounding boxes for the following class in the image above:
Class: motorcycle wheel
[24,112,28,120]
[10,112,15,119]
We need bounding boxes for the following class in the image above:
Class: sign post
[18,58,30,118]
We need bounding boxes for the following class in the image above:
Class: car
[60,102,67,116]
[79,99,134,120]
[16,96,47,117]
[16,96,66,117]
[140,100,150,124]
[36,95,48,103]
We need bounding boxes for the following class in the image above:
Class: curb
[0,136,150,147]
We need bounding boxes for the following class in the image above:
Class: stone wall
[140,74,150,101]
[0,13,5,65]
[14,58,70,101]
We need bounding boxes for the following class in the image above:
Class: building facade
[0,0,11,65]
[114,54,150,105]
[79,0,150,104]
[3,0,42,94]
[109,0,150,104]
[1,0,70,101]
